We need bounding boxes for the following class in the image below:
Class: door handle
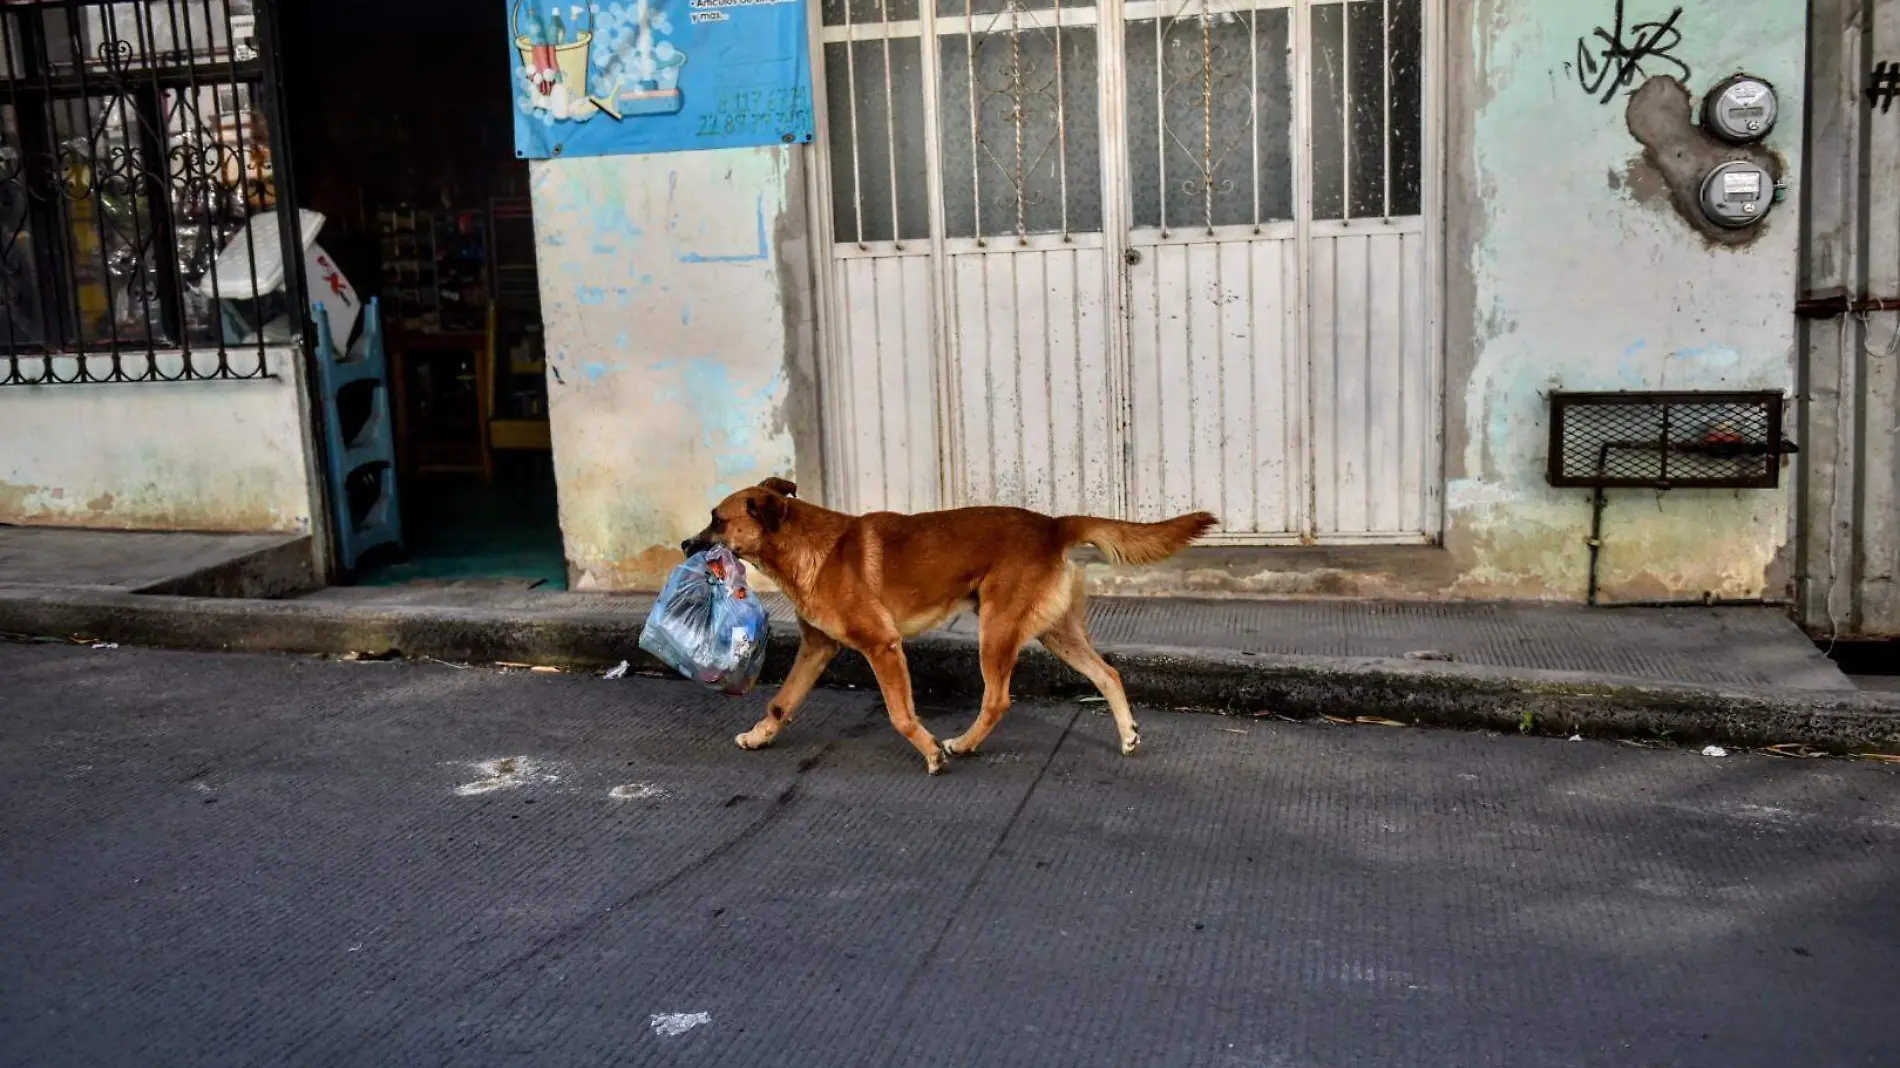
[1124,248,1141,266]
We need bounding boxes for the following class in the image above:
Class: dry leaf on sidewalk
[1762,743,1824,759]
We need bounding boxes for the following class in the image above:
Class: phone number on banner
[698,87,813,140]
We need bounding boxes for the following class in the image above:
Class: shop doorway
[284,0,564,589]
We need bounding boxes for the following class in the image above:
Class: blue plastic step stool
[312,298,403,573]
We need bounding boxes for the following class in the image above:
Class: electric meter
[1703,75,1778,143]
[1699,161,1775,228]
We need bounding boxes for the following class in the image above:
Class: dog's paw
[1120,732,1142,757]
[926,742,950,776]
[735,731,772,751]
[943,736,977,758]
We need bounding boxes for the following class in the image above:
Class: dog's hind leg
[861,633,949,775]
[737,621,839,750]
[1037,580,1141,756]
[943,611,1028,758]
[945,570,1070,757]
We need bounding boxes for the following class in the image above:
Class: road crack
[897,704,1082,1002]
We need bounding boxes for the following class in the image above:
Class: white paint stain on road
[610,782,667,801]
[650,1012,710,1038]
[454,757,553,796]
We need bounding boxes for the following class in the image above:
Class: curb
[3,584,1898,754]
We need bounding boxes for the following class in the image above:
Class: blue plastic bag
[638,547,769,696]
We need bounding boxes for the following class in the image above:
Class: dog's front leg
[862,637,948,775]
[737,622,840,750]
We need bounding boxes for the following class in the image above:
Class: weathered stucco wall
[1443,0,1806,601]
[0,349,318,534]
[532,1,1806,601]
[532,147,818,591]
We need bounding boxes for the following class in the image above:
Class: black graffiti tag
[1575,0,1691,105]
[1869,61,1900,114]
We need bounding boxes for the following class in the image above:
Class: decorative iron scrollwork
[968,3,1063,239]
[1156,5,1243,232]
[0,0,286,388]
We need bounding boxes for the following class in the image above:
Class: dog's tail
[1057,511,1219,566]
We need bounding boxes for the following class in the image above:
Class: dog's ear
[746,492,789,533]
[758,477,798,498]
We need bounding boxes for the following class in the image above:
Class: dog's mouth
[680,536,715,557]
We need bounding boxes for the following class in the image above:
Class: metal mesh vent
[1547,391,1790,489]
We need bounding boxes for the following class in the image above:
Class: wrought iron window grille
[0,0,300,388]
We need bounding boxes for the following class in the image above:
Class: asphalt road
[3,641,1898,1067]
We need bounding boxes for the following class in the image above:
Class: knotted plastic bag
[638,547,769,696]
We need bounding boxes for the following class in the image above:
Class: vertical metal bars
[0,0,289,388]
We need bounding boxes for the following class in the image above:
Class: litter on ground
[649,1012,710,1038]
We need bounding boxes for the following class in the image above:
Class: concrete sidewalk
[0,525,314,597]
[2,578,1897,755]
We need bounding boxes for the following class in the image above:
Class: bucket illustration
[516,32,594,101]
[513,0,597,119]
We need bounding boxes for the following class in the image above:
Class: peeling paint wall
[532,147,818,591]
[0,349,318,534]
[1444,0,1805,602]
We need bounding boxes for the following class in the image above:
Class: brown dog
[682,478,1217,774]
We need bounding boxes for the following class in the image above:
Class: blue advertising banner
[508,0,814,159]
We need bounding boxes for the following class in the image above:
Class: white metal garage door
[812,0,1439,544]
